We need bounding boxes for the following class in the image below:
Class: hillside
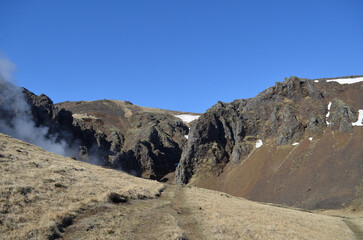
[0,78,201,181]
[1,75,362,212]
[0,133,361,239]
[56,100,200,136]
[56,100,201,180]
[176,76,363,210]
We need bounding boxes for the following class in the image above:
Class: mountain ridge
[175,76,363,209]
[1,75,362,211]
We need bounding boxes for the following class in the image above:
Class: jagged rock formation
[2,75,362,210]
[176,76,363,210]
[0,82,111,165]
[56,100,195,180]
[0,80,194,180]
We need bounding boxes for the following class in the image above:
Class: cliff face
[0,80,192,180]
[0,84,112,165]
[176,76,363,209]
[56,100,194,180]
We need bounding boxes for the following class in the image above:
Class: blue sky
[1,0,362,113]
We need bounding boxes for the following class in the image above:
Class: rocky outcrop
[0,81,100,161]
[1,81,189,179]
[176,76,360,185]
[22,88,112,164]
[328,98,357,133]
[56,100,191,180]
[110,114,188,179]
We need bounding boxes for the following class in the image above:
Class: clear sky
[1,0,362,113]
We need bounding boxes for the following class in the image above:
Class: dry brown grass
[0,133,164,239]
[182,187,356,239]
[0,133,360,239]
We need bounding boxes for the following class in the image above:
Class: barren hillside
[1,133,361,239]
[176,76,363,210]
[56,100,201,180]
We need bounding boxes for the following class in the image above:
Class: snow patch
[326,101,332,123]
[256,140,263,148]
[314,80,319,83]
[174,114,200,123]
[309,137,313,141]
[352,109,363,126]
[184,135,189,139]
[326,77,363,84]
[292,142,299,146]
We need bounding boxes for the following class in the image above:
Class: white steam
[0,56,76,156]
[0,56,16,83]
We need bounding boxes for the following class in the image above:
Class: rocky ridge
[175,76,363,209]
[1,75,362,210]
[55,100,198,180]
[0,80,197,180]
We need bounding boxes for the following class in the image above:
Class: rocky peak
[175,76,361,185]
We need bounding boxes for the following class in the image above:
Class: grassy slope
[0,133,360,239]
[0,133,164,239]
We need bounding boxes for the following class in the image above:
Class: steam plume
[0,56,76,156]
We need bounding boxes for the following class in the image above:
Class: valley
[0,133,361,239]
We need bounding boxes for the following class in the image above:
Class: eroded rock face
[329,98,357,133]
[1,82,189,179]
[176,76,360,185]
[111,116,188,179]
[23,88,112,164]
[55,100,190,180]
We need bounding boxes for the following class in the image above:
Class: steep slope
[0,79,112,164]
[176,76,363,210]
[0,78,200,180]
[56,100,200,180]
[0,133,360,239]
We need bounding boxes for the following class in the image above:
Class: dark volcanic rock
[1,81,190,180]
[56,100,191,180]
[23,88,112,164]
[175,76,360,185]
[111,114,188,179]
[0,80,112,165]
[328,98,357,133]
[277,105,304,145]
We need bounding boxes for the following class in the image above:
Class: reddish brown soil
[197,128,363,209]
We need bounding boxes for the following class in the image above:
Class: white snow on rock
[256,140,263,148]
[326,101,331,120]
[314,80,319,83]
[292,142,299,146]
[184,135,189,139]
[174,114,200,123]
[309,137,313,141]
[352,109,363,126]
[326,77,363,84]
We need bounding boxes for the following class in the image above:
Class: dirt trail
[343,219,363,240]
[162,185,204,239]
[60,184,361,240]
[61,184,203,239]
